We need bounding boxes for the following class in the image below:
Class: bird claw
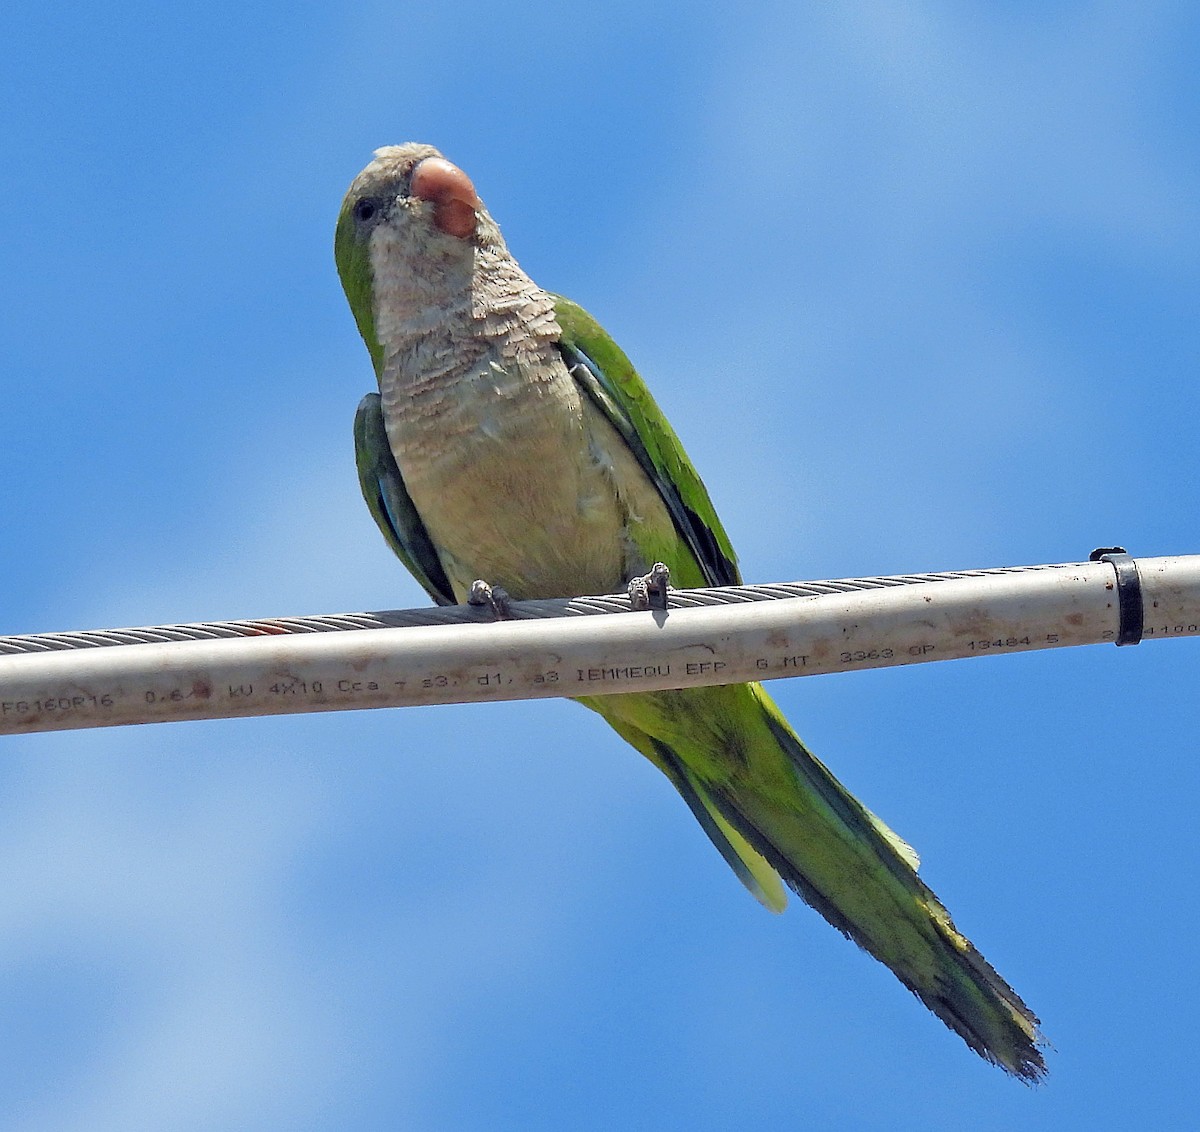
[628,562,671,611]
[468,578,513,620]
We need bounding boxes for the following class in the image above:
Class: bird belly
[381,365,639,602]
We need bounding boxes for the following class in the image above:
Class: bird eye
[353,198,378,223]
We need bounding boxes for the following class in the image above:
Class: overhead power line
[1,553,1195,737]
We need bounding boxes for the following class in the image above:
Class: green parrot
[334,143,1044,1080]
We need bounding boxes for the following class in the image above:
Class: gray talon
[468,579,513,620]
[628,561,671,611]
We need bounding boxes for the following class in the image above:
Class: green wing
[553,295,741,589]
[353,392,455,607]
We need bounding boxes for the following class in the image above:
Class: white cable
[1,555,1196,736]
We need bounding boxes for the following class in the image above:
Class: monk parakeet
[334,143,1044,1080]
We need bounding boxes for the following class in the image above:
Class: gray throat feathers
[375,248,567,465]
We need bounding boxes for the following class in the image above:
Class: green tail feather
[578,683,1046,1082]
[600,712,786,911]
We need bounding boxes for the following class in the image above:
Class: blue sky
[2,2,1198,1128]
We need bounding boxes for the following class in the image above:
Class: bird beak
[410,157,480,239]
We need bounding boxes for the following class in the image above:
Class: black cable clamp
[1089,546,1144,646]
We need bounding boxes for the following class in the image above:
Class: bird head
[335,143,501,374]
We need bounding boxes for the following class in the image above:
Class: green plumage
[336,143,1045,1080]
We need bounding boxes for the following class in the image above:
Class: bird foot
[468,579,513,620]
[628,562,671,611]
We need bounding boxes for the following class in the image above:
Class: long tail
[578,682,1046,1082]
